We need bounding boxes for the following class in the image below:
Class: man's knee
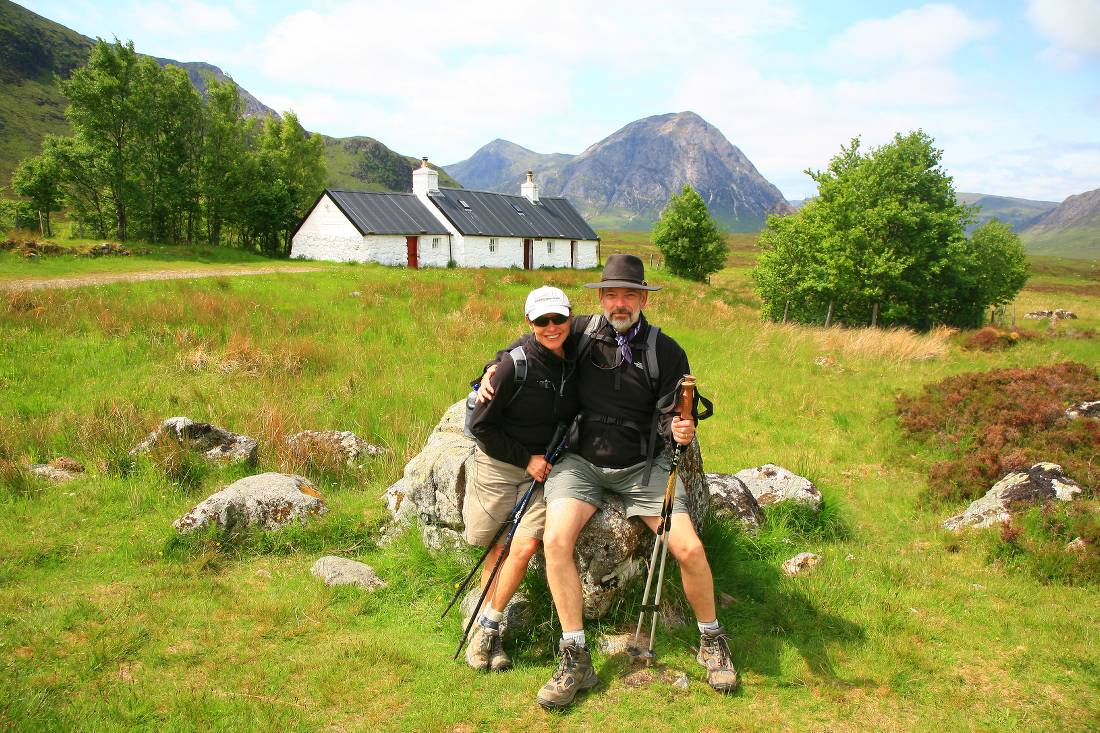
[543,527,576,561]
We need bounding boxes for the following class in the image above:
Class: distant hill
[0,0,277,187]
[956,192,1058,233]
[1020,187,1100,259]
[444,139,571,193]
[446,111,792,231]
[322,136,460,192]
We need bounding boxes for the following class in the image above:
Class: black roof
[427,188,598,240]
[317,189,450,236]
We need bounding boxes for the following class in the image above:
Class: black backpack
[463,346,527,438]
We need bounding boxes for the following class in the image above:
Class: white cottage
[291,159,600,269]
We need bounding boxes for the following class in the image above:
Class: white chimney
[412,156,439,196]
[521,169,539,203]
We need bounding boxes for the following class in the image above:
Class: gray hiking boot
[465,623,496,671]
[489,629,511,671]
[697,626,740,693]
[536,640,598,709]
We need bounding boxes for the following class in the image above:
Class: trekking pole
[631,376,696,662]
[449,421,571,660]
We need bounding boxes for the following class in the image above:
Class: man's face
[599,287,647,332]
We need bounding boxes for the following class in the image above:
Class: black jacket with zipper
[468,333,580,469]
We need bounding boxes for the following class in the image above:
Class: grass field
[1,236,1098,732]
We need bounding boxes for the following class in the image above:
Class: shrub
[961,326,1034,351]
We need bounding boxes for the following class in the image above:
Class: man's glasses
[531,314,569,327]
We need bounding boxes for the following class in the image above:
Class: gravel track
[0,265,325,292]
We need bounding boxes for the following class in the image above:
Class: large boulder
[704,473,765,531]
[942,462,1084,531]
[734,464,822,511]
[286,430,386,467]
[174,473,326,533]
[133,417,258,464]
[382,400,710,619]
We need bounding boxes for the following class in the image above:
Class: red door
[523,239,532,270]
[406,236,418,269]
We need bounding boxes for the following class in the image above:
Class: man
[480,255,738,708]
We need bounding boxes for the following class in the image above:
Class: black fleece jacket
[468,333,580,469]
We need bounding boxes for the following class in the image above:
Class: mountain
[1020,187,1100,259]
[0,0,278,187]
[444,139,571,193]
[322,136,460,192]
[446,112,791,231]
[956,192,1058,233]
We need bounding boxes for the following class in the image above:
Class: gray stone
[597,633,636,656]
[1024,309,1077,320]
[132,416,257,464]
[459,589,532,640]
[286,430,386,467]
[942,462,1084,531]
[782,552,822,576]
[378,477,416,546]
[734,464,822,511]
[311,556,386,591]
[1065,401,1100,420]
[1065,537,1088,554]
[384,400,710,620]
[173,472,326,533]
[28,464,80,483]
[705,473,765,530]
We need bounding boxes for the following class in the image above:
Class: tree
[752,131,1021,329]
[652,185,728,282]
[10,151,63,236]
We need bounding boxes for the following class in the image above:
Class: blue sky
[17,0,1100,202]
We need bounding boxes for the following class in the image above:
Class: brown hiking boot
[465,623,495,671]
[489,629,511,671]
[536,640,598,709]
[697,627,740,693]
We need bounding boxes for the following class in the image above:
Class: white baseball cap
[524,286,571,320]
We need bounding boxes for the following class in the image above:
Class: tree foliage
[9,39,326,254]
[652,185,728,282]
[753,131,1027,329]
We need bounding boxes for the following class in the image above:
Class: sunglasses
[531,314,569,327]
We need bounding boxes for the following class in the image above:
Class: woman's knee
[671,534,705,565]
[509,537,540,563]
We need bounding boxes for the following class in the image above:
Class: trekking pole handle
[678,376,696,422]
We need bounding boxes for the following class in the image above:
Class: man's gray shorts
[544,452,689,518]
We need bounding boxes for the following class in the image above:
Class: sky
[17,0,1100,202]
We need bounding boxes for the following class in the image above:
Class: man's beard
[603,307,640,333]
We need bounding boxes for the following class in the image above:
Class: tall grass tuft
[815,324,953,363]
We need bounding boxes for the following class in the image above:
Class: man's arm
[477,314,596,402]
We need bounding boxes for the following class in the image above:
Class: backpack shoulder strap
[643,326,660,391]
[575,315,603,363]
[508,346,527,387]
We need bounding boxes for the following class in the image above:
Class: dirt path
[0,265,327,292]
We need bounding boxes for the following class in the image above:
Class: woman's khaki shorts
[463,448,546,546]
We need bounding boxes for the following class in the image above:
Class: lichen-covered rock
[28,464,80,483]
[1065,401,1100,420]
[384,400,710,619]
[49,457,84,473]
[1024,309,1077,320]
[460,589,532,640]
[133,417,257,464]
[734,464,822,511]
[173,473,326,533]
[942,462,1084,531]
[311,556,386,591]
[705,473,765,530]
[782,552,821,576]
[286,430,386,467]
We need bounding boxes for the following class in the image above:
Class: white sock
[697,619,720,634]
[562,629,586,647]
[483,605,504,623]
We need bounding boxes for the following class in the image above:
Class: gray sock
[697,619,721,634]
[561,629,586,647]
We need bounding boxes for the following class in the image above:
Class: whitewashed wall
[531,239,571,269]
[461,236,525,268]
[574,240,599,269]
[418,235,452,267]
[291,194,362,261]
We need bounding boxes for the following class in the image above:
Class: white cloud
[1027,0,1100,63]
[132,0,240,36]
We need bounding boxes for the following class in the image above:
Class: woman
[463,285,580,672]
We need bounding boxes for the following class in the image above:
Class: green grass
[1,247,1098,731]
[1023,228,1100,261]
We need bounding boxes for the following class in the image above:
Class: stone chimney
[520,170,540,203]
[412,156,439,196]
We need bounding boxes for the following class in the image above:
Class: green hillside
[322,136,461,192]
[1022,228,1100,260]
[957,192,1058,232]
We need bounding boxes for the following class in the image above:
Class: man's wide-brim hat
[584,253,661,291]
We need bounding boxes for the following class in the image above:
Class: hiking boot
[489,629,511,671]
[697,626,740,693]
[536,640,598,709]
[465,623,496,671]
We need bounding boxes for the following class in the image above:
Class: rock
[1065,537,1088,554]
[28,464,81,483]
[718,592,737,608]
[942,462,1084,531]
[663,669,690,689]
[705,473,765,530]
[597,633,636,656]
[782,552,821,576]
[734,464,822,512]
[311,556,386,591]
[384,400,710,619]
[132,417,258,464]
[1065,401,1100,420]
[459,589,532,640]
[1024,309,1077,320]
[49,457,84,473]
[286,430,386,468]
[378,477,416,546]
[173,473,326,533]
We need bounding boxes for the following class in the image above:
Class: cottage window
[546,240,553,254]
[432,237,440,249]
[489,238,497,253]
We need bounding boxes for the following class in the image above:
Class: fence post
[824,301,835,328]
[871,302,879,328]
[782,301,790,324]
